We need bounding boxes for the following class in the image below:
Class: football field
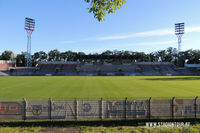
[0,76,200,100]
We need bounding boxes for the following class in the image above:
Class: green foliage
[0,127,42,133]
[15,52,26,67]
[0,50,14,60]
[80,126,200,133]
[1,47,200,65]
[5,47,197,65]
[85,0,126,21]
[1,125,200,133]
[33,51,47,62]
[48,49,60,61]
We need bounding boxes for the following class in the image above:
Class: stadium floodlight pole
[25,17,35,67]
[175,23,184,67]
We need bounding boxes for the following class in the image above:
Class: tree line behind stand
[0,47,200,67]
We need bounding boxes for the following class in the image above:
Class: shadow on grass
[143,77,200,81]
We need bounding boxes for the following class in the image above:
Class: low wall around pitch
[0,97,199,121]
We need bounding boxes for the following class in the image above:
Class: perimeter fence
[0,97,199,121]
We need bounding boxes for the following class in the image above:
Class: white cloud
[98,26,200,41]
[62,25,200,44]
[62,40,79,44]
[134,40,176,46]
[97,29,173,41]
[124,39,190,47]
[186,26,200,32]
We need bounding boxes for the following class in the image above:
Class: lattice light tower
[25,17,35,67]
[175,23,184,67]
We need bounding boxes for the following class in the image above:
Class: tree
[185,50,200,64]
[0,50,14,60]
[155,50,166,62]
[165,47,177,63]
[60,52,68,61]
[65,50,74,61]
[48,49,60,61]
[77,52,85,62]
[134,52,147,62]
[33,51,47,62]
[147,53,157,62]
[15,52,26,67]
[85,0,126,21]
[101,50,113,56]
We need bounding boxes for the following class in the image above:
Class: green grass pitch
[0,76,200,100]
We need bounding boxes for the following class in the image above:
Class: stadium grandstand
[1,60,200,76]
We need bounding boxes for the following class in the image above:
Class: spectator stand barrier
[0,97,199,121]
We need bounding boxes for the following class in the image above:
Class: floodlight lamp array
[25,17,35,32]
[175,23,184,35]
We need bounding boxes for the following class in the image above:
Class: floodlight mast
[25,17,35,67]
[175,23,184,67]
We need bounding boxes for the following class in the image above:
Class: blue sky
[0,0,200,54]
